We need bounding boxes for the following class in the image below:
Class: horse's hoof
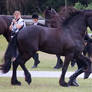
[54,65,62,69]
[84,71,91,79]
[32,61,40,68]
[54,64,63,69]
[25,74,32,85]
[11,80,21,86]
[32,65,37,68]
[68,80,79,87]
[59,82,69,87]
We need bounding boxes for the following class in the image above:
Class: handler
[9,10,26,61]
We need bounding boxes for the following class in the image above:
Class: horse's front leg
[19,54,32,85]
[20,62,32,85]
[59,54,73,87]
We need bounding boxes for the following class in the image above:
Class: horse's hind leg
[11,56,21,85]
[12,54,32,85]
[20,62,32,85]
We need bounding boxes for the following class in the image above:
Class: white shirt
[33,22,38,25]
[12,18,26,33]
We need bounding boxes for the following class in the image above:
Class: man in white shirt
[9,11,26,61]
[10,11,26,37]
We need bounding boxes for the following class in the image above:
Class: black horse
[45,7,92,69]
[0,8,92,87]
[0,15,12,42]
[44,7,92,86]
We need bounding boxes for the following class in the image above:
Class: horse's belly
[40,49,63,55]
[39,44,64,55]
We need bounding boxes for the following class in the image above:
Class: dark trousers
[11,33,18,57]
[32,53,40,66]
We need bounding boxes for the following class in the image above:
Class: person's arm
[9,24,13,31]
[9,19,16,31]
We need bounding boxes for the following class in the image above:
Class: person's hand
[16,24,22,29]
[12,19,16,24]
[9,25,13,31]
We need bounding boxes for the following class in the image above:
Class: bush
[86,3,92,9]
[74,2,86,10]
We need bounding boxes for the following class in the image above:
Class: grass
[87,27,92,33]
[0,77,92,92]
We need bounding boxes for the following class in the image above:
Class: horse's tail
[0,37,17,73]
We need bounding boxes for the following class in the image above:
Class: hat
[32,13,39,19]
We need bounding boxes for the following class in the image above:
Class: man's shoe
[54,65,62,69]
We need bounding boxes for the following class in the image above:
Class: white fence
[24,19,45,25]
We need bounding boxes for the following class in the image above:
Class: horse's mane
[44,7,61,28]
[59,6,80,25]
[44,6,81,28]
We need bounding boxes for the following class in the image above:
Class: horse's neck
[45,17,61,28]
[66,15,87,37]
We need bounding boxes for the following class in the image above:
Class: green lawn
[0,77,92,92]
[88,27,92,33]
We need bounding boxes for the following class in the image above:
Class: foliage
[86,3,92,9]
[0,0,92,14]
[74,2,86,9]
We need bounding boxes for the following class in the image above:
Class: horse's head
[44,7,58,19]
[44,7,61,28]
[84,10,92,31]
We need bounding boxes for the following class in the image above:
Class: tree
[6,0,27,14]
[1,0,92,15]
[0,0,7,14]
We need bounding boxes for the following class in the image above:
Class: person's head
[13,11,21,20]
[32,13,39,23]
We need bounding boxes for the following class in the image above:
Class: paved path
[0,71,92,78]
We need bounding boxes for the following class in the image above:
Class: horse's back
[17,25,64,53]
[0,16,9,34]
[18,25,57,41]
[17,25,78,55]
[17,25,49,51]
